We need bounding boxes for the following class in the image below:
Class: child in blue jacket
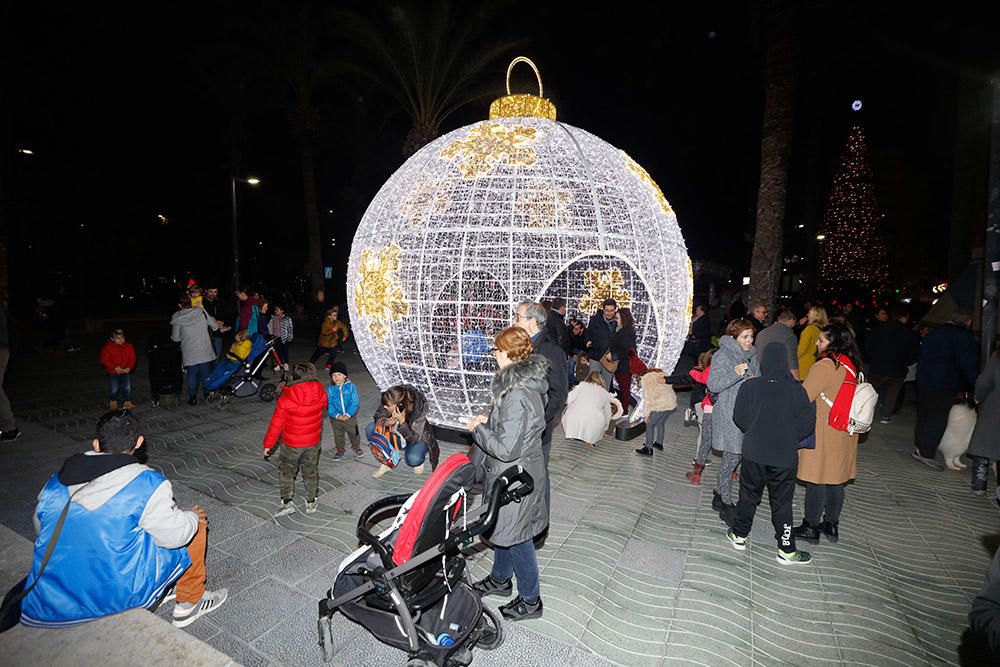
[327,362,362,460]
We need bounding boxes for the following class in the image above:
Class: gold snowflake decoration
[441,124,538,179]
[515,183,573,228]
[355,244,410,345]
[578,268,633,313]
[396,178,452,228]
[623,151,673,216]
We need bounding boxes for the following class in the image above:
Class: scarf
[827,353,858,432]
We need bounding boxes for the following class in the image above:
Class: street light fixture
[816,234,826,240]
[17,148,33,155]
[231,176,261,288]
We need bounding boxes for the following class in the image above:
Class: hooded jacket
[263,378,328,449]
[472,355,549,547]
[734,343,816,469]
[707,335,761,454]
[374,385,440,469]
[327,380,359,419]
[170,307,219,367]
[22,451,197,626]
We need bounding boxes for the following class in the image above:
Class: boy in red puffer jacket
[263,362,328,518]
[99,328,137,409]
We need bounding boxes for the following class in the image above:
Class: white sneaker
[305,500,318,514]
[172,589,229,628]
[274,500,297,518]
[372,464,391,479]
[413,464,425,475]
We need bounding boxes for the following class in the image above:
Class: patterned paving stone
[2,335,992,665]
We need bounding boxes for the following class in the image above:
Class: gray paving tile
[260,535,345,587]
[253,603,359,666]
[619,538,686,585]
[214,519,301,563]
[210,577,314,643]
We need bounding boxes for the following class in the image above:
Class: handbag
[0,484,87,632]
[599,351,619,374]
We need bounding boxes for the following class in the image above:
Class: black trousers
[915,386,955,459]
[803,482,846,525]
[732,459,797,552]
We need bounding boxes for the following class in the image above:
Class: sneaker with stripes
[172,589,229,628]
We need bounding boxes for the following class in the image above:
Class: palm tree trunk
[403,120,440,158]
[295,133,325,294]
[748,8,795,312]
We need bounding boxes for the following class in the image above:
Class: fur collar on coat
[490,354,550,403]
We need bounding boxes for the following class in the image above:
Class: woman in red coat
[263,362,328,518]
[99,329,136,409]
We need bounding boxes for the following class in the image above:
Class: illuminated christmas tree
[817,124,889,297]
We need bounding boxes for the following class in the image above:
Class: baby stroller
[318,453,533,666]
[147,334,183,408]
[205,334,284,406]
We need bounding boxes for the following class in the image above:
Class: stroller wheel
[317,616,335,663]
[405,656,434,667]
[472,605,504,651]
[150,399,160,408]
[259,383,278,402]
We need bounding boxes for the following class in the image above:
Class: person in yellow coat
[795,323,861,544]
[797,306,829,379]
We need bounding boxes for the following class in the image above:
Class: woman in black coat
[466,326,549,622]
[609,308,638,413]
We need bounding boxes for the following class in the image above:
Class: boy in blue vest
[20,410,227,628]
[327,362,363,461]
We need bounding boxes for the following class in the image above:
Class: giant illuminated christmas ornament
[348,58,692,425]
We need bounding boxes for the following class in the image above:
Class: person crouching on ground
[264,362,328,518]
[634,367,678,456]
[726,343,816,565]
[561,371,623,448]
[100,328,136,409]
[20,410,227,628]
[367,385,441,478]
[327,362,363,461]
[467,326,549,621]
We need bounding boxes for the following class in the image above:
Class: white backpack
[819,365,878,436]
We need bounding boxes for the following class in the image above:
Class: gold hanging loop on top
[506,57,543,98]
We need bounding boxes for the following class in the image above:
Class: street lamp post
[230,176,260,290]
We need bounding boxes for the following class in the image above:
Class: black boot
[819,520,839,543]
[652,442,663,451]
[712,491,724,512]
[794,521,821,543]
[635,446,653,456]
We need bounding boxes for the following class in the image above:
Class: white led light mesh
[348,116,691,426]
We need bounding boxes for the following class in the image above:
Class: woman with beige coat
[795,324,861,544]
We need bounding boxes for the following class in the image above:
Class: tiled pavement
[1,331,995,665]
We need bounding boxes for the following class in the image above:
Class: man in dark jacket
[728,343,816,565]
[865,306,918,424]
[545,297,571,354]
[747,302,769,335]
[516,301,567,549]
[754,310,799,380]
[912,311,979,467]
[516,302,568,460]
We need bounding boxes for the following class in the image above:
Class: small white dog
[938,403,977,470]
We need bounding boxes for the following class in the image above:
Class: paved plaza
[0,330,995,666]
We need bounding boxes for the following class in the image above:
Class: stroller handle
[466,465,534,539]
[356,493,411,566]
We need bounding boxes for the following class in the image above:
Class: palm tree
[748,1,797,312]
[338,2,519,156]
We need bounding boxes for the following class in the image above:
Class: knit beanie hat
[330,362,349,377]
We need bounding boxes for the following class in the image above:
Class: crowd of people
[6,285,1000,647]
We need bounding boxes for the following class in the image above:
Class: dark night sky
[5,1,1000,314]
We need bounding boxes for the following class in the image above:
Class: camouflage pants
[277,443,320,502]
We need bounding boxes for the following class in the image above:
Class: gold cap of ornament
[489,57,557,121]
